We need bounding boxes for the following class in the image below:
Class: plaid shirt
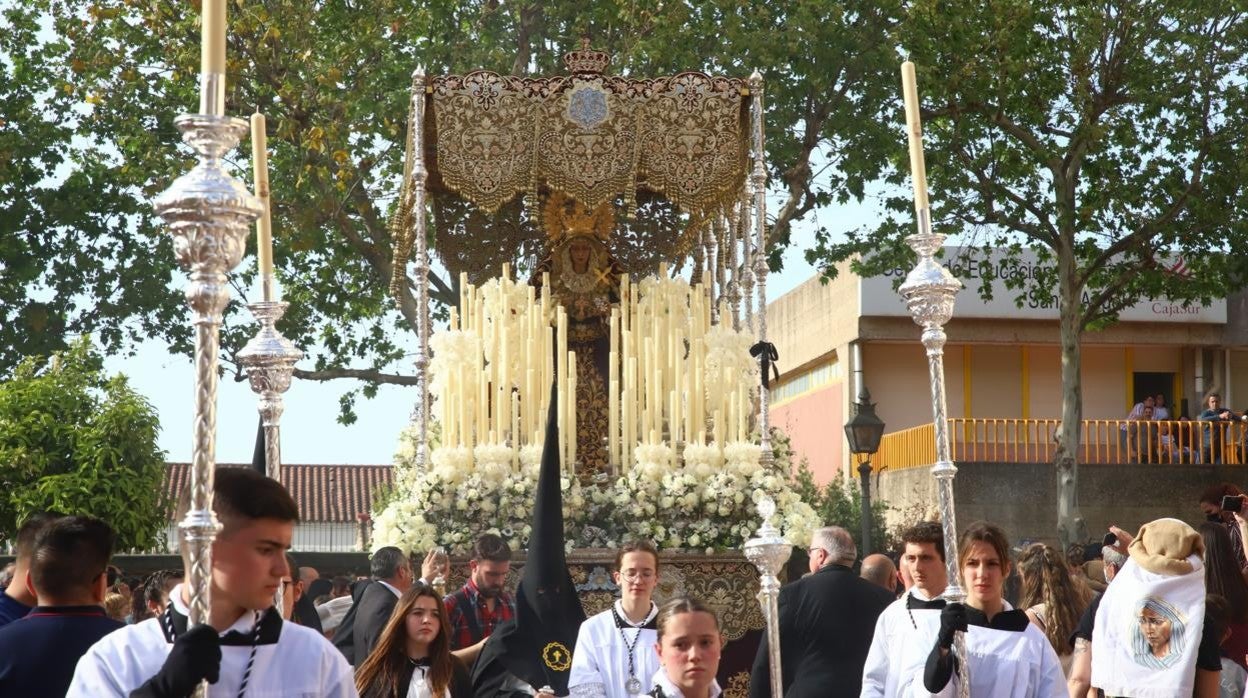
[443,577,515,650]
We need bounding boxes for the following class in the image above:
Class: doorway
[1132,372,1174,412]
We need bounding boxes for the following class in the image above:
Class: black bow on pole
[750,341,780,389]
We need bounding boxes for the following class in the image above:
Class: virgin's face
[1139,607,1172,656]
[405,595,442,651]
[961,541,1007,608]
[570,241,591,268]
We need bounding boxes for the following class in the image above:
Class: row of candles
[437,266,757,471]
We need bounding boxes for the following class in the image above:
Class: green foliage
[791,458,893,555]
[0,0,900,421]
[0,338,169,551]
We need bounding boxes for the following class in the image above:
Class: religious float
[358,44,817,692]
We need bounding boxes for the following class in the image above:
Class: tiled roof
[164,463,394,523]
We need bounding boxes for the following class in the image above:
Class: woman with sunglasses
[355,581,471,698]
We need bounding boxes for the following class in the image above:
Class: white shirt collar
[649,669,722,698]
[614,599,658,627]
[378,580,403,598]
[169,582,259,636]
[908,586,945,602]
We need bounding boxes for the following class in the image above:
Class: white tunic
[66,584,357,698]
[900,606,1065,698]
[646,668,721,698]
[860,589,944,698]
[570,601,660,698]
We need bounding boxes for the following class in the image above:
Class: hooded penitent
[472,385,587,696]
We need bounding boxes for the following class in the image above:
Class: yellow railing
[877,418,1248,471]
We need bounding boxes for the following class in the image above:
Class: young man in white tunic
[67,467,357,698]
[570,540,662,698]
[861,521,949,698]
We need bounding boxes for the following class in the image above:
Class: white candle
[900,61,930,213]
[250,112,273,297]
[201,0,226,75]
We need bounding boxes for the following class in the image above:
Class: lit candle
[900,61,929,213]
[250,112,274,299]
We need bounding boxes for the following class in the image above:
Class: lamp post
[844,387,885,554]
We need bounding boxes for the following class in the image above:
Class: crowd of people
[3,467,1248,697]
[1119,392,1248,463]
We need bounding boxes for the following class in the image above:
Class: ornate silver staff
[898,61,969,698]
[743,494,792,698]
[748,70,775,466]
[237,301,302,483]
[151,0,262,683]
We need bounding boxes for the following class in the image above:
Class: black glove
[130,624,221,698]
[937,602,969,649]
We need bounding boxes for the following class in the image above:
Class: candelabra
[153,113,263,645]
[899,230,968,698]
[743,494,791,698]
[237,300,303,484]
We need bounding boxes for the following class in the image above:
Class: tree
[810,0,1248,545]
[0,0,900,421]
[0,337,169,551]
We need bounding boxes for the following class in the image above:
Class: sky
[103,197,880,466]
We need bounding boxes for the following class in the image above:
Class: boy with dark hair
[68,466,356,697]
[0,512,59,628]
[861,520,949,698]
[0,515,121,697]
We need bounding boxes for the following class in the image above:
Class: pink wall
[770,383,844,485]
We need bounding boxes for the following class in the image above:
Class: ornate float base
[443,548,778,698]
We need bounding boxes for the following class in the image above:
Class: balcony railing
[877,418,1248,471]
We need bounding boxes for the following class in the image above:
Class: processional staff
[152,0,262,695]
[898,61,970,698]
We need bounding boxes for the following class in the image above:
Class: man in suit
[749,526,893,698]
[331,546,413,665]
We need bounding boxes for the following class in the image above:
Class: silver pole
[743,495,792,698]
[899,225,968,698]
[409,68,432,473]
[154,109,262,697]
[748,70,773,466]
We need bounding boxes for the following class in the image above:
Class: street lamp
[844,387,886,554]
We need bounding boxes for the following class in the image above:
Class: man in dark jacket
[0,515,122,698]
[332,546,413,665]
[749,526,893,698]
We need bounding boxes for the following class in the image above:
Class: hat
[1127,518,1204,576]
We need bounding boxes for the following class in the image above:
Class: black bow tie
[906,594,947,610]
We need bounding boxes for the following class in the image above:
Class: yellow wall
[967,345,1024,419]
[863,342,1190,425]
[1231,350,1248,410]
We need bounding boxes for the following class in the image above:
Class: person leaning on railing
[1198,392,1247,464]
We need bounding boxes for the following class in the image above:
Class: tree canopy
[0,337,169,551]
[809,0,1248,545]
[1,0,900,421]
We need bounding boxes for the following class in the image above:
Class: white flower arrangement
[378,427,820,553]
[427,331,481,399]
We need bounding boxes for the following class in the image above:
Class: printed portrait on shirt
[1131,595,1187,669]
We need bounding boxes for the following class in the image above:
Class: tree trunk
[1055,248,1088,549]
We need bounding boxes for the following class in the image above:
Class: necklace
[614,605,652,695]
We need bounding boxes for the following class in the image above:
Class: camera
[1223,494,1244,513]
[1102,532,1117,547]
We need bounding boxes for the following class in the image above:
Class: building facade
[768,248,1246,484]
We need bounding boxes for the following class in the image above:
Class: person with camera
[1199,484,1248,579]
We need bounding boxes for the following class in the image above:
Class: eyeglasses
[807,546,825,556]
[620,570,655,582]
